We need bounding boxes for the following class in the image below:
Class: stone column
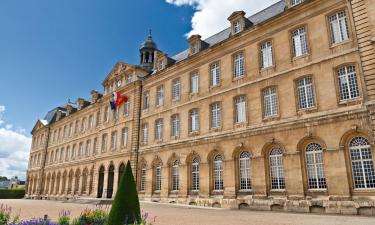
[223,160,236,199]
[78,174,83,196]
[145,166,153,199]
[102,169,108,198]
[200,161,210,198]
[90,171,98,198]
[112,170,119,198]
[85,175,90,196]
[179,164,188,197]
[161,166,169,200]
[252,156,267,196]
[284,153,304,196]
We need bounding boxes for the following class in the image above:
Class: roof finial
[148,29,152,39]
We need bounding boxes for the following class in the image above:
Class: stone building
[26,0,375,215]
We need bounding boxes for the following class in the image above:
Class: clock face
[117,80,122,87]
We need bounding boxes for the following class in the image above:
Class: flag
[110,92,128,110]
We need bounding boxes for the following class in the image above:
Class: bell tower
[139,30,157,72]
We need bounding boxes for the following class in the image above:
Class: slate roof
[172,0,287,63]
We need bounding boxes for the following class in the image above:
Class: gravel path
[1,199,374,225]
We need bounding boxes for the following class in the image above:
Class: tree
[106,160,140,225]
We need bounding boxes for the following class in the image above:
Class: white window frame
[263,87,278,118]
[297,77,315,110]
[190,72,199,94]
[305,143,327,190]
[121,127,128,147]
[337,65,360,101]
[140,163,147,192]
[269,147,285,190]
[155,119,163,141]
[239,152,252,191]
[191,158,200,191]
[156,85,164,106]
[213,155,224,191]
[329,11,349,44]
[155,164,162,192]
[211,102,221,129]
[291,0,305,7]
[171,160,180,191]
[233,20,242,34]
[101,134,107,153]
[143,91,150,110]
[171,114,180,138]
[190,109,199,133]
[142,123,148,145]
[210,62,220,87]
[111,131,117,150]
[235,96,247,124]
[292,27,308,57]
[233,52,245,78]
[172,79,180,101]
[260,41,273,69]
[124,100,130,117]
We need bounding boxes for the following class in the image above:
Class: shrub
[106,161,140,225]
[10,218,58,225]
[57,210,70,225]
[0,190,25,199]
[0,204,19,225]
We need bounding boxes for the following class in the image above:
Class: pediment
[31,120,48,134]
[102,62,136,85]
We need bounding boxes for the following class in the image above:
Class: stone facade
[26,0,375,216]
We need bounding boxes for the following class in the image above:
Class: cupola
[140,31,158,72]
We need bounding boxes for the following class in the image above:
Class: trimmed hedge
[0,189,25,199]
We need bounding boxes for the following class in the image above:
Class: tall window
[89,115,94,129]
[191,158,200,191]
[96,110,100,127]
[69,123,73,137]
[143,91,150,110]
[140,163,147,192]
[329,11,349,44]
[114,108,119,120]
[263,87,278,117]
[210,62,220,87]
[233,20,242,34]
[235,96,247,123]
[142,123,148,145]
[211,102,221,129]
[171,114,180,138]
[71,144,76,159]
[60,148,64,161]
[269,147,285,190]
[93,138,97,156]
[305,143,327,190]
[104,106,109,123]
[79,143,83,158]
[85,140,91,157]
[126,74,132,83]
[111,131,117,150]
[292,27,308,57]
[291,0,305,7]
[155,163,162,192]
[121,127,128,147]
[75,121,79,134]
[123,100,130,117]
[233,52,245,78]
[190,109,199,133]
[190,71,199,94]
[171,160,180,191]
[239,152,252,191]
[337,65,360,101]
[156,85,164,106]
[297,77,315,109]
[155,119,163,141]
[65,146,70,161]
[349,137,375,189]
[260,41,273,69]
[101,134,108,152]
[213,155,224,191]
[172,79,180,101]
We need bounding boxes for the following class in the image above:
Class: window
[233,20,242,34]
[235,96,247,123]
[69,123,73,137]
[155,119,163,141]
[81,118,87,131]
[190,42,198,55]
[85,140,91,157]
[190,71,199,94]
[140,163,147,192]
[63,126,67,138]
[142,123,148,145]
[233,52,245,78]
[213,155,224,191]
[305,143,327,190]
[96,111,100,127]
[89,115,94,129]
[190,109,199,133]
[111,131,117,150]
[329,11,349,44]
[260,41,273,69]
[126,74,133,83]
[211,102,221,129]
[171,160,179,191]
[101,134,108,152]
[93,138,97,156]
[121,127,128,147]
[269,147,285,190]
[71,144,76,159]
[263,87,278,117]
[158,59,165,71]
[297,77,315,109]
[172,79,180,100]
[114,108,119,120]
[337,65,360,101]
[155,163,162,192]
[291,0,305,7]
[292,27,308,57]
[143,91,150,110]
[65,146,70,161]
[210,62,220,87]
[349,137,375,189]
[104,106,109,123]
[156,85,164,106]
[191,158,200,191]
[171,114,180,138]
[124,100,130,117]
[239,152,252,191]
[79,142,83,158]
[60,148,64,161]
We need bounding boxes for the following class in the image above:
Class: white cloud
[166,0,280,39]
[0,105,31,180]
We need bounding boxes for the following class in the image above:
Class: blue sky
[0,0,278,178]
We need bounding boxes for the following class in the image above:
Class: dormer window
[126,74,132,83]
[190,42,198,55]
[291,0,305,7]
[116,80,122,88]
[233,20,242,34]
[158,59,165,71]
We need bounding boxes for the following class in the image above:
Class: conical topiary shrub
[106,160,141,225]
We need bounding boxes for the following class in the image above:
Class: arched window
[191,158,200,191]
[349,137,375,189]
[213,155,224,191]
[269,147,285,190]
[239,152,252,191]
[140,163,147,192]
[171,160,179,191]
[305,143,326,190]
[155,163,162,192]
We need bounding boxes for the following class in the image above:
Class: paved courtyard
[1,199,374,225]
